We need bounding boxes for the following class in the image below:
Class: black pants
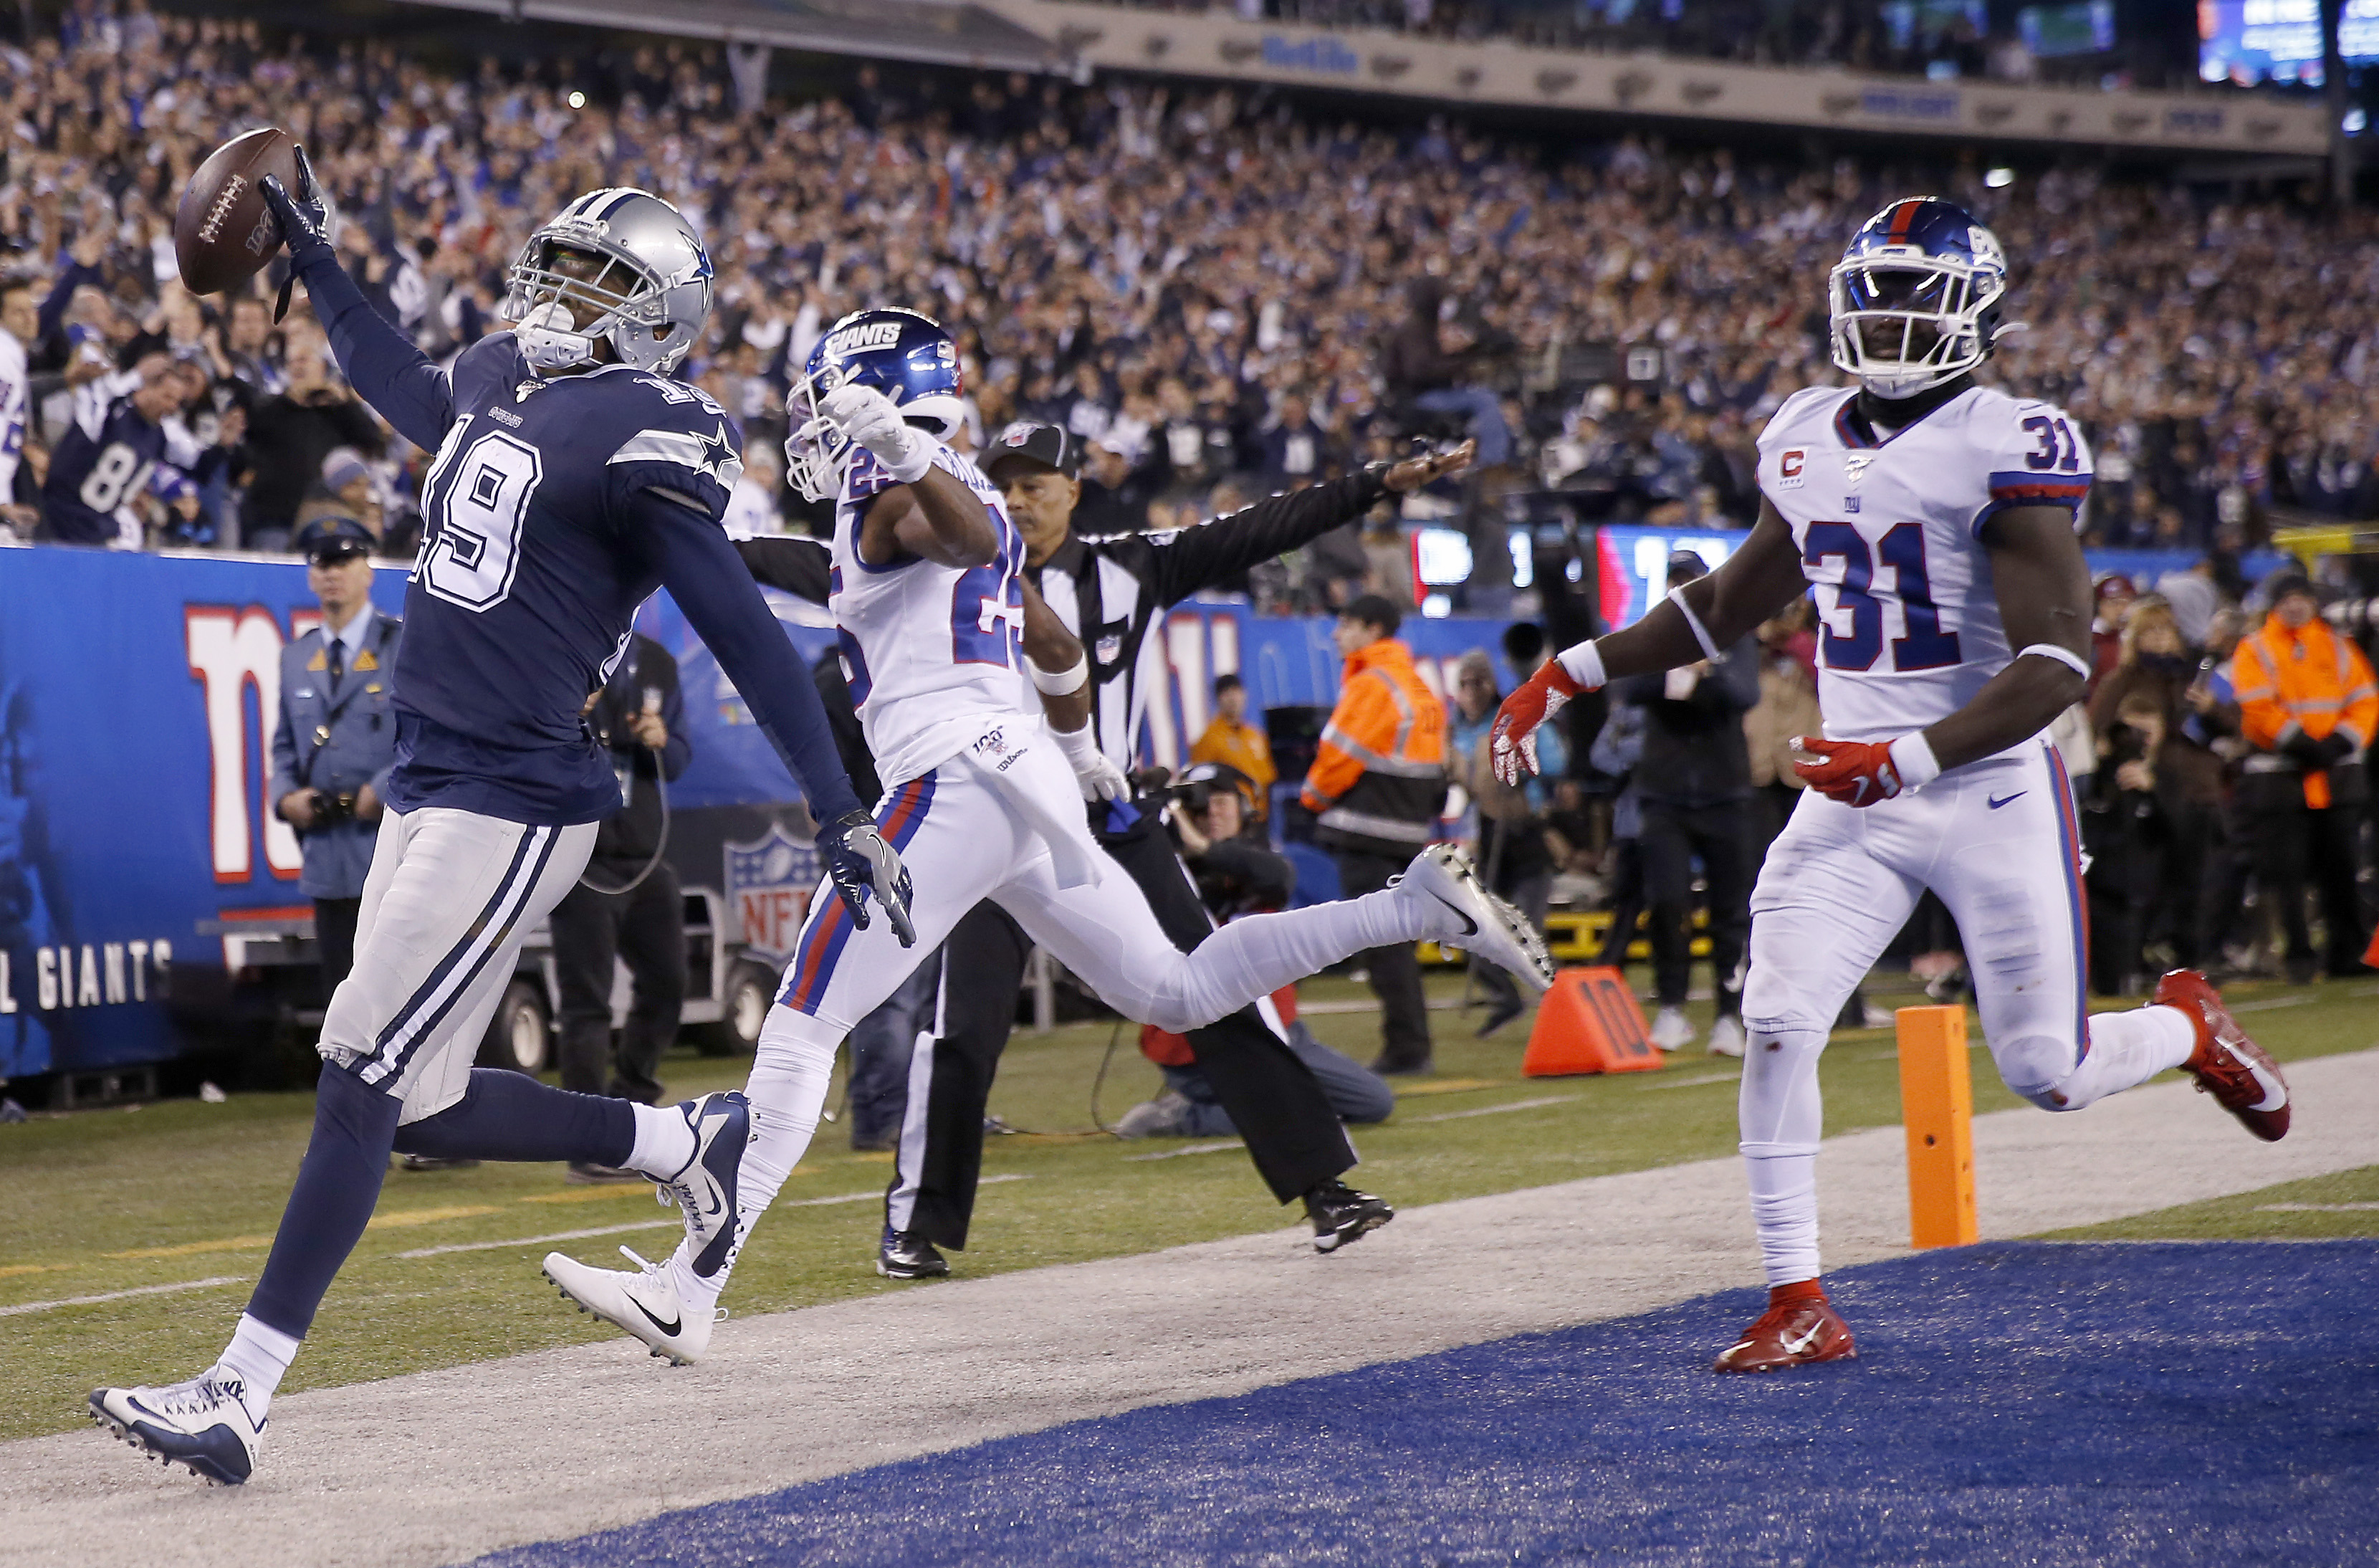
[2247,801,2369,977]
[313,897,361,1005]
[1640,800,1749,1014]
[894,805,1356,1250]
[550,861,684,1104]
[1333,847,1433,1069]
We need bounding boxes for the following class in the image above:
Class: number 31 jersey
[1756,383,2091,746]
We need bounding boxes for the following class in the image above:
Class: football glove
[818,383,937,485]
[1489,660,1587,786]
[820,808,917,948]
[257,148,339,320]
[1791,737,1910,808]
[1051,720,1129,803]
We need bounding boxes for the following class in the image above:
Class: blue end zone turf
[474,1241,2379,1567]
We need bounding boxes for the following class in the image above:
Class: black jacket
[1614,634,1761,809]
[585,634,690,869]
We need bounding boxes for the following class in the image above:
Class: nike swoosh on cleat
[1987,792,2025,809]
[631,1298,684,1338]
[1781,1324,1824,1355]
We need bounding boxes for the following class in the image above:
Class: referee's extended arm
[1135,441,1475,607]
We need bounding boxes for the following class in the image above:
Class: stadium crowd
[1083,0,2180,90]
[0,5,2369,993]
[0,11,2372,573]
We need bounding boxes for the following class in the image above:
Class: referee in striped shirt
[739,426,1473,1275]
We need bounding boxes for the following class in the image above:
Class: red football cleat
[2153,969,2291,1142]
[1713,1280,1857,1374]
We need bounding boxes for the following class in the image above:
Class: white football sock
[626,1101,696,1179]
[1739,1026,1828,1286]
[217,1313,300,1422]
[2040,1004,2199,1111]
[668,1006,837,1307]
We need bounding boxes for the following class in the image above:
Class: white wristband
[883,440,938,485]
[2016,642,2092,680]
[1667,585,1724,662]
[1887,731,1943,791]
[1555,640,1607,690]
[1026,652,1090,696]
[1051,717,1100,767]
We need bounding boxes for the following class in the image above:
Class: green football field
[4,971,2373,1442]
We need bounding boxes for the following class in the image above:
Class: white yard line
[1123,1139,1245,1162]
[5,1051,2373,1568]
[1402,1094,1576,1124]
[2257,1200,2379,1213]
[0,1276,248,1319]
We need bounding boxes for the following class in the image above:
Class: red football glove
[1791,736,1910,808]
[1490,661,1586,785]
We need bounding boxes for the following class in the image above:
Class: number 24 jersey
[1756,383,2092,746]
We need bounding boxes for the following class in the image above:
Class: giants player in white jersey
[545,309,1553,1362]
[1491,199,2294,1372]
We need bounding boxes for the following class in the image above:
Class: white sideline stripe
[2256,1201,2379,1213]
[386,1177,1035,1260]
[2229,995,2319,1013]
[1638,1070,1739,1091]
[0,1276,247,1319]
[1124,1139,1244,1162]
[1403,1094,1576,1124]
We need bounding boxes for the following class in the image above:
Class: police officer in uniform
[270,516,399,1001]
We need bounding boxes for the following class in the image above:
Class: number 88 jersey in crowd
[1756,382,2092,747]
[827,444,1029,792]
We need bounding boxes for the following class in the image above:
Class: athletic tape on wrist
[2016,642,2092,679]
[1026,653,1091,696]
[1555,639,1607,690]
[1667,585,1724,662]
[1887,731,1942,790]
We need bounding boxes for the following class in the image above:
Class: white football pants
[1736,740,2196,1285]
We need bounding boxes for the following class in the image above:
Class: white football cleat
[1648,1005,1695,1051]
[1705,1015,1746,1058]
[1399,843,1554,993]
[650,1091,750,1281]
[89,1369,264,1486]
[544,1246,719,1366]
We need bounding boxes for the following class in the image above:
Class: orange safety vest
[2231,614,2378,810]
[1300,638,1448,855]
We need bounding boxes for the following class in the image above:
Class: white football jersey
[1756,384,2091,745]
[829,444,1030,789]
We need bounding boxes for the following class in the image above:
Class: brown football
[173,127,300,295]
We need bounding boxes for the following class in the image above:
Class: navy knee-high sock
[246,1064,401,1341]
[390,1068,636,1166]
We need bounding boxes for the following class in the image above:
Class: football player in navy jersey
[39,358,206,546]
[90,157,913,1488]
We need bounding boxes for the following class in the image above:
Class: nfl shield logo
[724,824,820,969]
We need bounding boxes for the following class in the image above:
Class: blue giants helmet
[786,307,966,502]
[1827,197,2009,398]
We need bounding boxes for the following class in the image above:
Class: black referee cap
[985,421,1080,480]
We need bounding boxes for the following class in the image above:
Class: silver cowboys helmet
[502,188,714,376]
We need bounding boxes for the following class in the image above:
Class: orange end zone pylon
[1896,1004,1978,1248]
[1521,967,1664,1076]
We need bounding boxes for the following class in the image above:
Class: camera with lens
[310,788,358,830]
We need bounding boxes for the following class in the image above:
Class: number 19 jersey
[828,445,1029,790]
[1755,383,2091,745]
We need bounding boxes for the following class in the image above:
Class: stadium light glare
[568,90,587,110]
[1984,166,2016,188]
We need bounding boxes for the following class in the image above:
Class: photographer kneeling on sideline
[1115,764,1395,1138]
